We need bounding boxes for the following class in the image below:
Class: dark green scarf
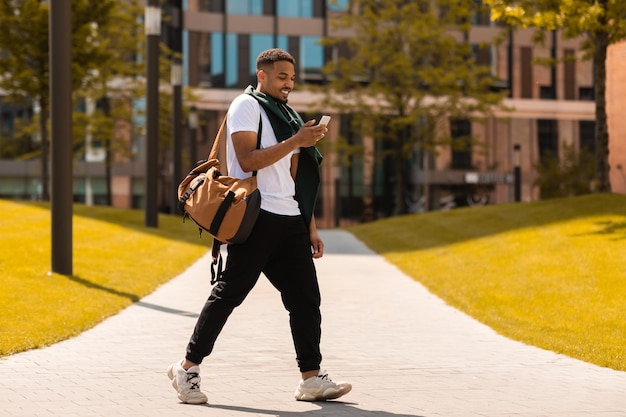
[244,86,323,229]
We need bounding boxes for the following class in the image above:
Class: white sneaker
[166,360,208,404]
[294,370,352,401]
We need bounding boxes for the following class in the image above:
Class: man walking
[167,48,352,404]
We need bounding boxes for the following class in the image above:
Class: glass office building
[179,0,599,225]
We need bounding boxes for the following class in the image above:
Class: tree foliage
[74,0,144,205]
[534,144,596,199]
[484,0,626,193]
[318,0,507,215]
[0,0,142,201]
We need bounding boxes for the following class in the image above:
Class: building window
[327,0,349,11]
[226,33,239,87]
[537,119,558,161]
[212,33,297,89]
[132,98,145,162]
[579,120,596,154]
[227,0,263,15]
[299,36,324,81]
[248,34,289,82]
[337,114,365,220]
[247,34,323,86]
[579,87,595,101]
[211,32,225,86]
[450,119,472,169]
[277,35,289,51]
[277,0,313,17]
[473,44,488,66]
[250,34,275,74]
[198,0,224,12]
[521,47,533,98]
[188,31,225,88]
[539,85,556,99]
[1,109,13,137]
[471,0,490,26]
[197,32,212,87]
[564,49,576,100]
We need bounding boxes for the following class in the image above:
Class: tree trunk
[361,136,376,222]
[101,96,113,206]
[593,21,611,192]
[39,98,49,201]
[105,143,113,206]
[394,134,407,215]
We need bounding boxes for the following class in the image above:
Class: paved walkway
[1,230,625,417]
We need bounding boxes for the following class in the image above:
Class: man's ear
[257,69,265,82]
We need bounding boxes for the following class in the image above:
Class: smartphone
[318,115,331,127]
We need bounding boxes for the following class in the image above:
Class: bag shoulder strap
[252,117,262,177]
[207,112,262,175]
[208,115,228,161]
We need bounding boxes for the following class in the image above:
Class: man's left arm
[309,214,324,259]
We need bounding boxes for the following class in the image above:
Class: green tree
[77,0,144,205]
[318,0,507,215]
[0,0,120,200]
[484,0,626,193]
[534,144,596,198]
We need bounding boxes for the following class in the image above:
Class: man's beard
[273,95,288,105]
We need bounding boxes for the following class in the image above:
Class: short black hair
[256,48,296,71]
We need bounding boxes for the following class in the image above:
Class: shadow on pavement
[63,274,140,302]
[208,402,425,417]
[136,301,200,318]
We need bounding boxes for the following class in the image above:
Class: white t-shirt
[226,93,301,216]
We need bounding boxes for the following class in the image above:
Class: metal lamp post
[188,106,199,167]
[50,0,73,275]
[513,143,521,202]
[144,2,161,227]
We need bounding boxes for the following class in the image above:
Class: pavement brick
[1,230,625,417]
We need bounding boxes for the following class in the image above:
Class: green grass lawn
[2,195,625,372]
[0,200,211,356]
[348,193,626,371]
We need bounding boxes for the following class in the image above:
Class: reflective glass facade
[179,0,601,219]
[249,34,275,74]
[185,0,327,88]
[188,31,323,89]
[326,0,348,11]
[198,0,319,15]
[277,0,313,17]
[299,36,324,75]
[227,0,263,15]
[226,33,238,87]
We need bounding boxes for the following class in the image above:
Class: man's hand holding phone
[313,116,331,143]
[295,116,330,147]
[318,115,331,127]
[315,115,331,143]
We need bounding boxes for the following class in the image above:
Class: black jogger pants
[185,210,322,372]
